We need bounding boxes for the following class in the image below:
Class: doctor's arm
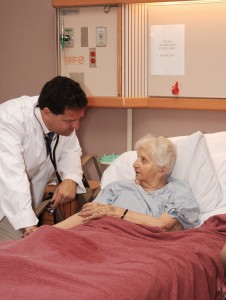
[50,134,85,208]
[0,118,38,233]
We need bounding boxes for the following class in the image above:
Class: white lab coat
[0,96,85,230]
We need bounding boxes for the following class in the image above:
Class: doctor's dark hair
[135,134,176,177]
[38,76,88,115]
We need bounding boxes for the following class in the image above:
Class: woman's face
[133,146,159,186]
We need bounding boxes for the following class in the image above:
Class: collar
[34,105,49,135]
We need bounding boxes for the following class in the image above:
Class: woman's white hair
[135,134,176,176]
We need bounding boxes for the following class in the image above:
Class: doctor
[0,76,88,241]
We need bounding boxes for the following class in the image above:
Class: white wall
[0,0,56,102]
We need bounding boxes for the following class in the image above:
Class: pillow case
[195,131,226,224]
[204,131,226,202]
[101,131,223,214]
[170,131,222,213]
[101,150,136,188]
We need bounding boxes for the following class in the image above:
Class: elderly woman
[55,134,200,231]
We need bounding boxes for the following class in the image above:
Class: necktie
[45,132,55,156]
[47,132,55,143]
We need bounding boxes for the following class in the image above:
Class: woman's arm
[53,213,84,229]
[53,202,181,231]
[79,202,182,231]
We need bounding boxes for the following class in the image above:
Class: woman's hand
[22,225,37,238]
[78,202,120,223]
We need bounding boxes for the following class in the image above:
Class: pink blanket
[1,214,226,300]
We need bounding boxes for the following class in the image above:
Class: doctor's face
[43,108,85,136]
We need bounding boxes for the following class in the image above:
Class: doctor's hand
[50,179,77,209]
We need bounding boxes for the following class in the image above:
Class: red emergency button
[89,48,97,67]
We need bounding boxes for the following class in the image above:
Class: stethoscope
[33,105,62,184]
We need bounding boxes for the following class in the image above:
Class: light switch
[96,27,107,47]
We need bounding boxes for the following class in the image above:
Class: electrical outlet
[96,27,107,47]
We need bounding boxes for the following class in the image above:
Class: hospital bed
[1,131,226,300]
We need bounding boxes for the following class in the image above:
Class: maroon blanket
[1,215,226,300]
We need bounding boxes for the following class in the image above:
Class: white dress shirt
[0,96,85,230]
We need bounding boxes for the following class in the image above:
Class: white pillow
[101,131,223,214]
[101,150,136,187]
[197,206,226,227]
[170,131,222,213]
[204,131,226,203]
